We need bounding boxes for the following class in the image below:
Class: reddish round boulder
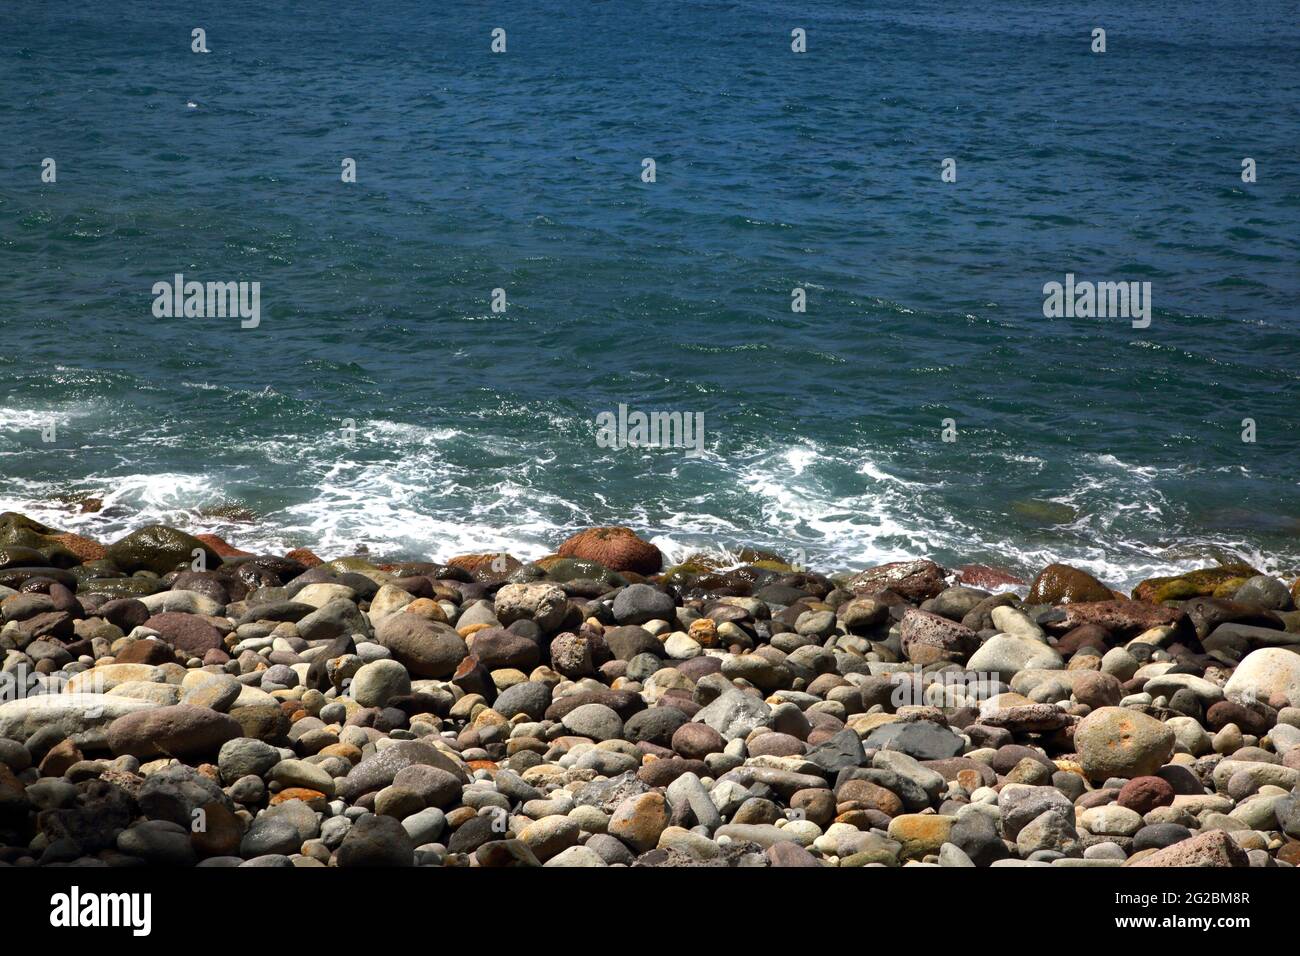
[1117,775,1175,814]
[556,527,662,575]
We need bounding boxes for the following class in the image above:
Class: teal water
[2,1,1298,588]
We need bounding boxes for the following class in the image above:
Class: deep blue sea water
[2,1,1298,588]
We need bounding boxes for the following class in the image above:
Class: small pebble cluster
[2,515,1299,868]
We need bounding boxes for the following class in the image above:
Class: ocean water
[2,1,1298,589]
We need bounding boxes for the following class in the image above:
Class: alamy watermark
[151,273,260,328]
[50,886,151,936]
[1,667,106,714]
[889,666,1001,708]
[1042,273,1150,328]
[595,403,705,458]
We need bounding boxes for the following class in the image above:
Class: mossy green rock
[324,556,382,574]
[680,553,731,572]
[749,559,797,573]
[839,848,901,867]
[1132,564,1260,603]
[77,577,167,599]
[689,567,778,593]
[0,512,56,537]
[661,562,709,587]
[68,561,125,583]
[323,557,393,587]
[0,546,50,570]
[106,525,223,576]
[1026,563,1114,604]
[536,556,622,585]
[0,514,80,568]
[1211,577,1251,599]
[1154,579,1202,601]
[0,566,80,590]
[733,547,787,566]
[506,564,549,584]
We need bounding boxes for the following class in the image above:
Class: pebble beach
[2,514,1298,869]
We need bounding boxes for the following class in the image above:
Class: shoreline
[1,514,1298,868]
[1,490,1296,599]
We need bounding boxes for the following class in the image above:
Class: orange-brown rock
[403,598,449,623]
[888,814,954,859]
[190,800,244,856]
[270,788,329,811]
[688,618,719,647]
[447,553,523,579]
[556,527,662,575]
[38,739,83,777]
[285,547,323,568]
[194,533,252,558]
[52,532,107,562]
[319,742,363,764]
[114,638,177,666]
[833,809,877,829]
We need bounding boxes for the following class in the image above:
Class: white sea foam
[0,422,1293,592]
[0,403,94,434]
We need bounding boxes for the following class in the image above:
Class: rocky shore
[1,512,1298,868]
